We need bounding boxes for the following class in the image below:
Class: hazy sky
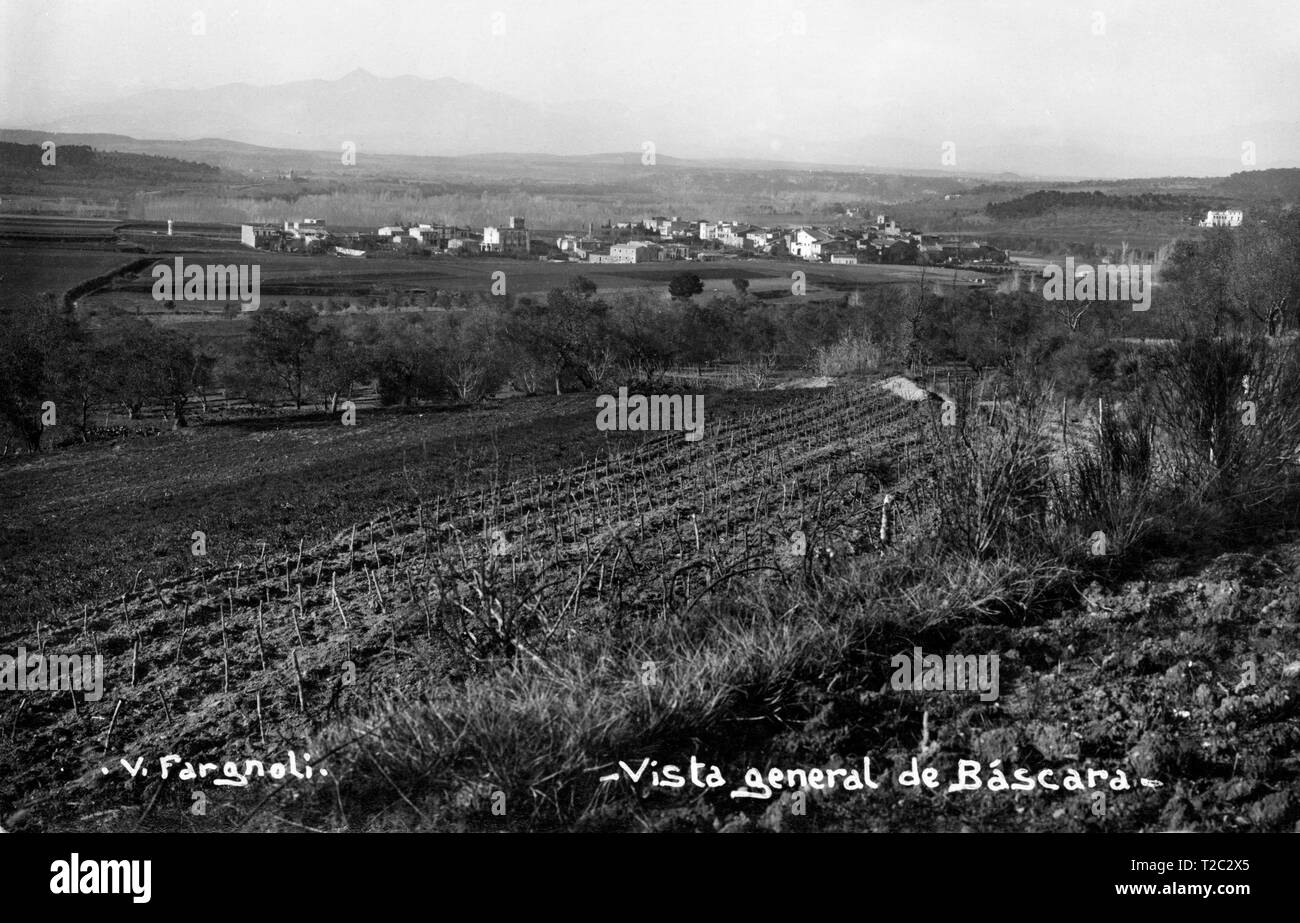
[2,0,1297,171]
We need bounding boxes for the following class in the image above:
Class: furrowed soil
[1,384,1297,832]
[0,383,927,830]
[0,390,823,625]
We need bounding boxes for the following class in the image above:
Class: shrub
[812,335,884,377]
[923,395,1056,559]
[1052,401,1161,560]
[1148,335,1300,507]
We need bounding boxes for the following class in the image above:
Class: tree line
[986,189,1212,220]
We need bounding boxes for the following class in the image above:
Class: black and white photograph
[0,0,1297,902]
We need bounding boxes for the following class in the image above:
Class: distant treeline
[1216,168,1300,202]
[986,190,1210,219]
[983,236,1167,261]
[0,142,221,184]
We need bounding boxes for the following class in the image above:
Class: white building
[789,228,833,260]
[1201,209,1244,228]
[241,223,281,249]
[284,218,328,240]
[557,235,602,258]
[483,218,530,256]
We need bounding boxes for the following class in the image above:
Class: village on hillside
[239,212,1017,270]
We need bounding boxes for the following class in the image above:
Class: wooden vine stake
[103,698,123,756]
[155,688,173,725]
[219,601,230,694]
[291,649,307,713]
[332,576,350,630]
[174,601,188,667]
[255,601,267,671]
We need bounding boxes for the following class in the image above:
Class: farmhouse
[661,219,696,238]
[788,227,862,261]
[716,225,754,249]
[788,227,833,260]
[407,224,439,245]
[874,216,904,236]
[483,216,530,256]
[240,223,282,250]
[557,231,602,257]
[284,218,328,240]
[1201,209,1244,228]
[607,241,662,263]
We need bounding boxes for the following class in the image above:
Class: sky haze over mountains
[2,0,1298,177]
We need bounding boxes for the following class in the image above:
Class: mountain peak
[339,68,379,82]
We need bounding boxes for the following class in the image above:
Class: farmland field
[7,368,1298,837]
[0,387,929,623]
[80,250,990,302]
[0,215,121,240]
[0,245,144,303]
[0,380,936,829]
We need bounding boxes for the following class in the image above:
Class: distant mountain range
[11,69,1300,178]
[0,128,1019,182]
[34,69,641,161]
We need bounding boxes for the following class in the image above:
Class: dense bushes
[239,284,935,410]
[1146,335,1300,508]
[0,296,212,448]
